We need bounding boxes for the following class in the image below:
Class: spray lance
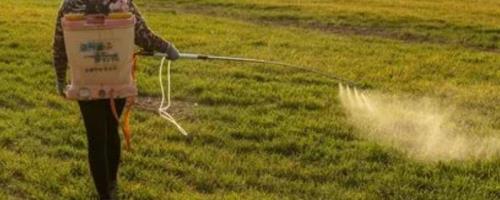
[138,51,362,136]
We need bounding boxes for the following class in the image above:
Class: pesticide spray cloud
[338,84,500,161]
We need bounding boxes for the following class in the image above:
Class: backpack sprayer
[138,51,361,137]
[60,11,360,149]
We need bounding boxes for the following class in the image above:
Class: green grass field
[0,0,499,199]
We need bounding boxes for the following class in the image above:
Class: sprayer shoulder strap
[109,53,138,151]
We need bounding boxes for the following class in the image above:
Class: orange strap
[110,94,134,151]
[109,54,138,151]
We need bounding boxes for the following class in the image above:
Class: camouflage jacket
[53,0,173,84]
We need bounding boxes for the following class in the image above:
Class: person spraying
[52,0,179,199]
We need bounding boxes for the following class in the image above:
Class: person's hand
[56,81,66,98]
[166,44,180,60]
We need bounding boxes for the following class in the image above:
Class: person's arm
[53,1,68,96]
[128,1,179,59]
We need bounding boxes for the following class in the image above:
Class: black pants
[78,99,126,199]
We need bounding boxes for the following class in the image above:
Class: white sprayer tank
[62,13,137,100]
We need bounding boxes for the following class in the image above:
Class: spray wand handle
[137,50,364,88]
[137,50,205,60]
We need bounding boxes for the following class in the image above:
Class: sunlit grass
[151,0,500,50]
[0,0,498,199]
